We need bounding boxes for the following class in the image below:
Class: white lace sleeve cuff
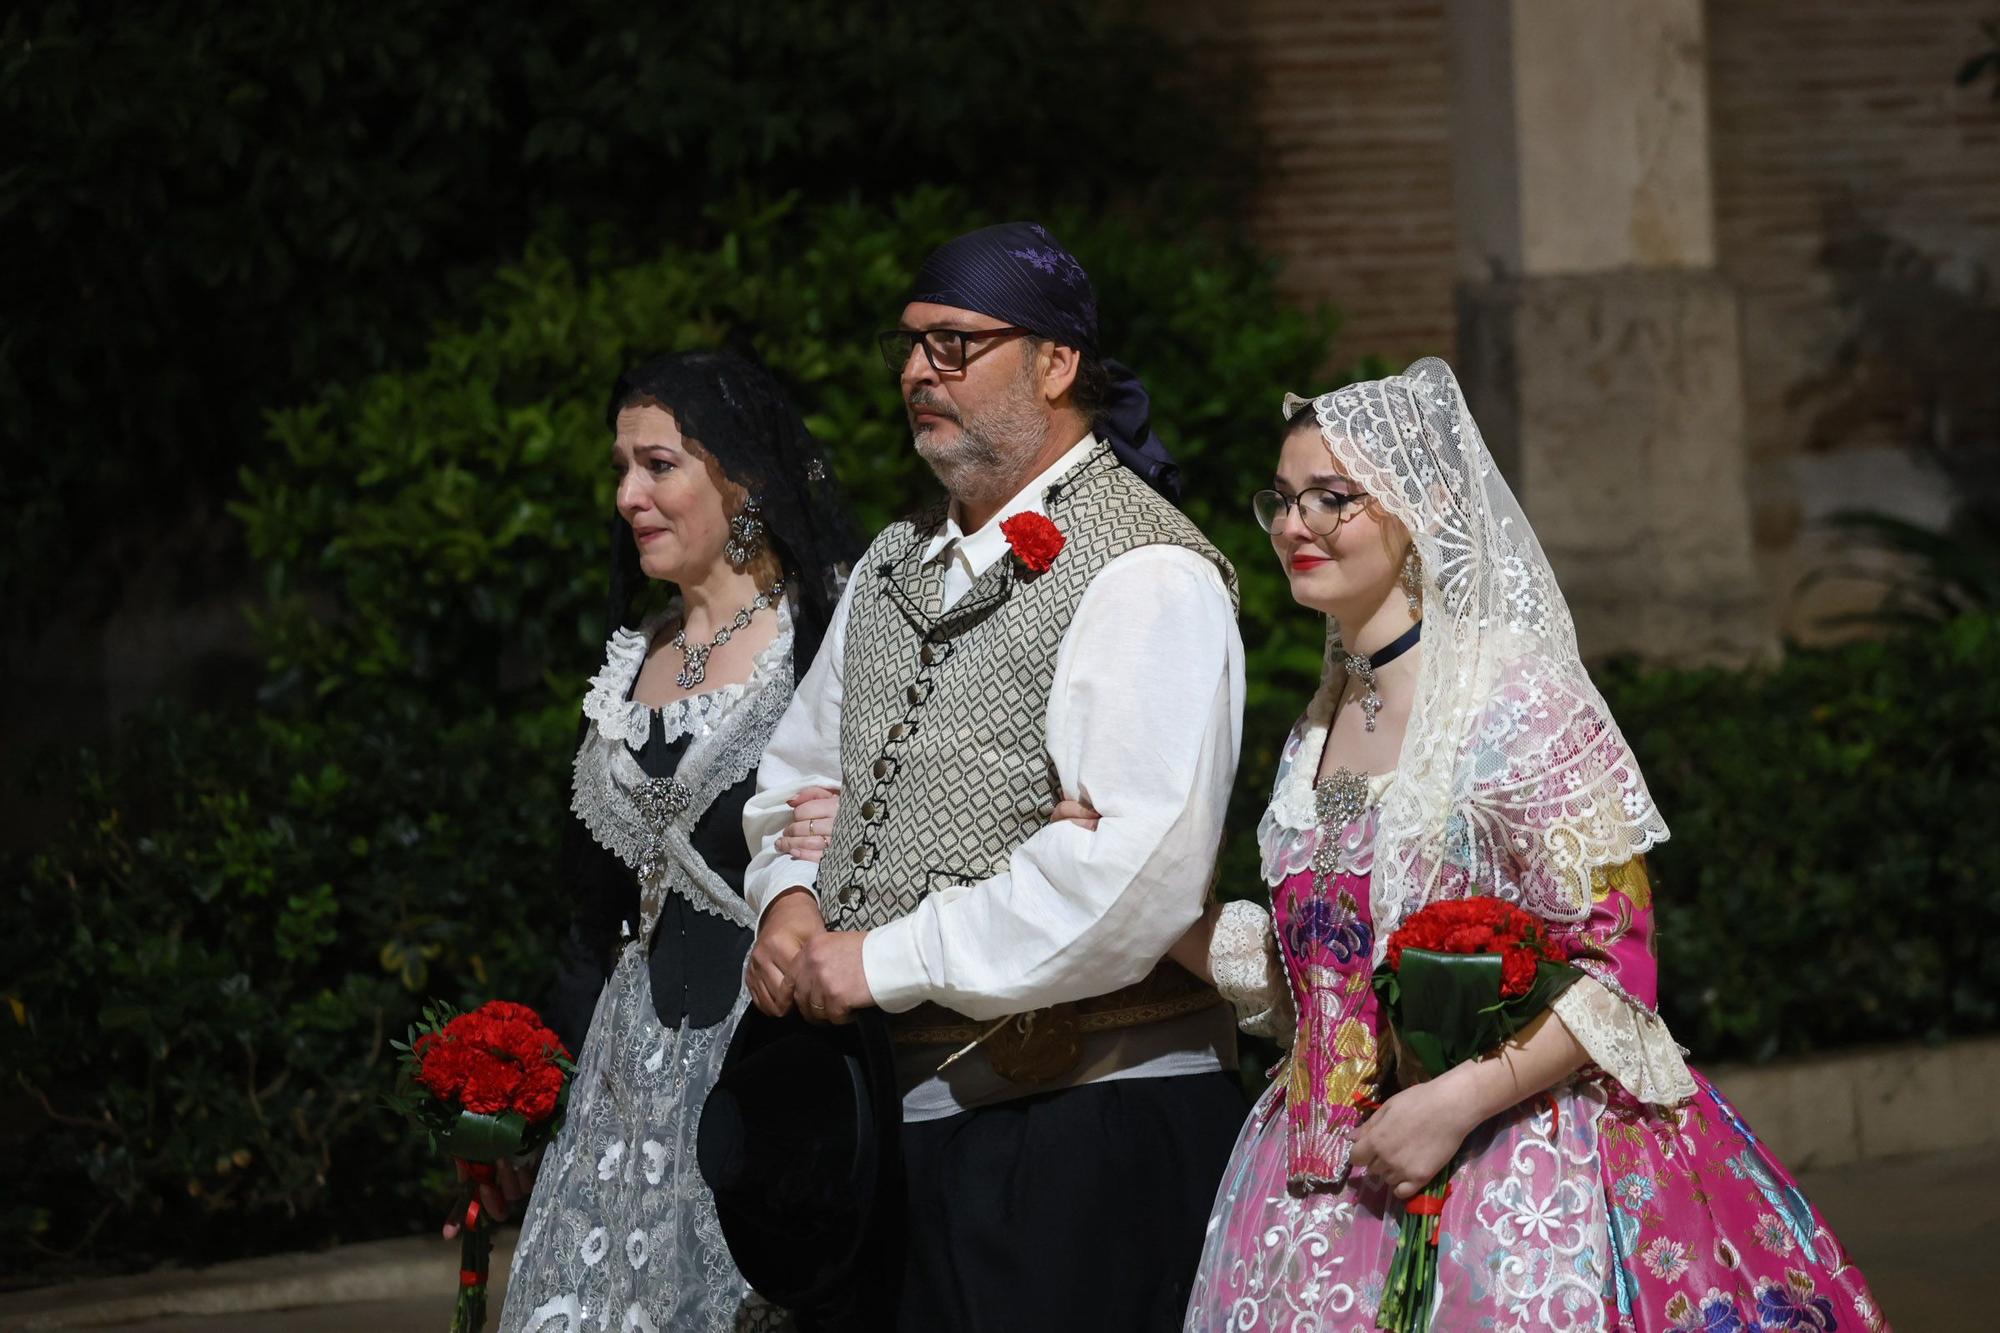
[1209,899,1294,1044]
[1551,975,1697,1106]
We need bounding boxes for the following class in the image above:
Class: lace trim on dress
[1255,685,1335,886]
[1210,899,1295,1042]
[570,604,794,937]
[1254,692,1399,888]
[1552,975,1697,1106]
[581,599,793,751]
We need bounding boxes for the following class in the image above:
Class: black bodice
[546,690,761,1055]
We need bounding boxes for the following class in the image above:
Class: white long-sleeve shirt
[743,438,1246,1115]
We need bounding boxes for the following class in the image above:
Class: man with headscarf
[740,222,1247,1330]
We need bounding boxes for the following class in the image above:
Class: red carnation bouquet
[388,1000,574,1333]
[1368,897,1582,1333]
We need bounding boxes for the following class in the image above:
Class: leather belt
[889,964,1223,1085]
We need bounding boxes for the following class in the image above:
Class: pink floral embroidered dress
[1185,698,1889,1333]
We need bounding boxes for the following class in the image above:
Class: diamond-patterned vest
[822,445,1239,1083]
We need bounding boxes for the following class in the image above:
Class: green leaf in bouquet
[1383,951,1509,1075]
[1402,1029,1448,1078]
[442,1110,530,1163]
[1374,950,1586,1078]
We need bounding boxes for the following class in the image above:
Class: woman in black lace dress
[496,351,856,1333]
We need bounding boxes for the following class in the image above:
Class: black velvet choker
[1342,619,1422,732]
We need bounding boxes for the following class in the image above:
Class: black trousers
[895,1071,1247,1333]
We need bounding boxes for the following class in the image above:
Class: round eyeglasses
[1251,487,1370,536]
[877,325,1033,375]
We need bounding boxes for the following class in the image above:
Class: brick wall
[1144,0,1457,369]
[1707,0,2000,625]
[1146,0,2000,634]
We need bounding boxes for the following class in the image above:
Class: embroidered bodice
[1270,756,1396,1189]
[1213,702,1695,1192]
[571,602,795,942]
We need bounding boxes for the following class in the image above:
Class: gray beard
[910,369,1049,508]
[912,420,1005,494]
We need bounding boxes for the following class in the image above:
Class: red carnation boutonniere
[1000,512,1065,575]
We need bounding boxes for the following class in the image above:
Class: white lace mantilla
[570,604,794,938]
[1286,360,1670,944]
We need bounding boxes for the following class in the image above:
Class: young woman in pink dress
[1174,359,1889,1332]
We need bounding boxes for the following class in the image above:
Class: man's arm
[856,545,1244,1020]
[743,576,852,920]
[741,577,853,1017]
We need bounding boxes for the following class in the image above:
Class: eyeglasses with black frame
[877,325,1034,375]
[1251,486,1371,537]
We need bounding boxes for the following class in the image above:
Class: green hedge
[12,618,1997,1275]
[1,702,569,1278]
[1602,613,2000,1061]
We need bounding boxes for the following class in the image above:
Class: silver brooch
[633,777,693,882]
[1309,767,1371,886]
[1313,767,1370,832]
[635,777,693,828]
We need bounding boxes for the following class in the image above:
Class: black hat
[697,1005,904,1326]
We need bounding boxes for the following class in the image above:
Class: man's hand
[786,930,875,1025]
[747,887,825,1017]
[1052,797,1100,830]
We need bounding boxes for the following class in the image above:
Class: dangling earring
[726,501,765,568]
[1401,548,1423,619]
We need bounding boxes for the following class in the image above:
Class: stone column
[1445,0,1773,663]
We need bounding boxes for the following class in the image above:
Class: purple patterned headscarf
[907,222,1182,500]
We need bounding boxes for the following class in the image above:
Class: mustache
[905,390,960,424]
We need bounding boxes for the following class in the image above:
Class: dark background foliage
[1,0,1246,631]
[1,42,1316,1273]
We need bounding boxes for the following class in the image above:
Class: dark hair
[1071,350,1113,428]
[602,349,859,674]
[1284,402,1317,436]
[1027,336,1113,430]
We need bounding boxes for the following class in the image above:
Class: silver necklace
[669,580,783,689]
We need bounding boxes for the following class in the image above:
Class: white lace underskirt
[498,945,789,1333]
